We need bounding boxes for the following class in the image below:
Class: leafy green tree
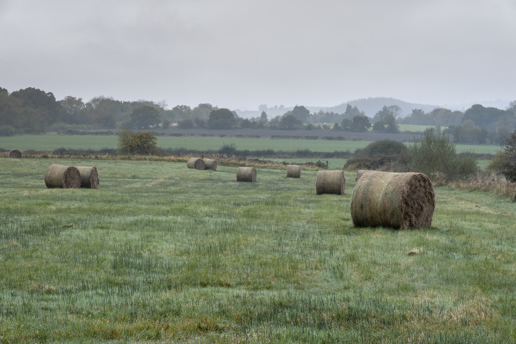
[279,114,303,130]
[344,104,365,119]
[350,115,371,132]
[87,96,119,129]
[0,90,23,128]
[290,105,310,123]
[447,120,487,144]
[341,118,352,131]
[8,87,63,131]
[208,108,237,129]
[10,87,63,123]
[129,105,161,130]
[372,106,399,133]
[463,104,508,129]
[260,111,268,122]
[191,103,213,120]
[59,96,87,124]
[168,105,192,122]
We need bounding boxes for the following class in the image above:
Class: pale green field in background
[398,124,445,132]
[0,134,502,155]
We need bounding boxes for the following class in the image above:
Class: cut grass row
[0,134,502,154]
[0,158,515,342]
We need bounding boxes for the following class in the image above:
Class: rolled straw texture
[44,164,81,189]
[286,165,301,178]
[316,170,345,195]
[8,149,22,158]
[187,157,205,170]
[356,169,375,181]
[76,166,99,189]
[350,171,435,229]
[203,159,218,171]
[236,167,257,182]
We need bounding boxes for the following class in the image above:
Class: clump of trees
[371,106,400,133]
[340,115,371,132]
[208,108,237,129]
[408,128,478,180]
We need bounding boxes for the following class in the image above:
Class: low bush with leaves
[408,128,478,180]
[344,140,408,171]
[118,128,158,155]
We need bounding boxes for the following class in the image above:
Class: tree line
[1,86,515,145]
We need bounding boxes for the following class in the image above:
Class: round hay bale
[237,167,256,182]
[203,158,218,171]
[316,170,345,195]
[76,166,99,189]
[356,169,375,181]
[44,164,81,189]
[350,171,435,229]
[8,149,22,158]
[187,157,205,170]
[286,165,301,178]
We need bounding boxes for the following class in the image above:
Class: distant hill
[235,97,440,119]
[327,97,439,118]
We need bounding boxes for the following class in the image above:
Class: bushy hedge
[344,140,408,171]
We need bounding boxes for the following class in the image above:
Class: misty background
[1,0,515,113]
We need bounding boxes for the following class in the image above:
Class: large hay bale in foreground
[8,149,22,158]
[76,166,99,189]
[286,165,301,178]
[356,169,375,181]
[187,157,205,170]
[44,164,81,189]
[350,171,435,229]
[316,170,345,195]
[203,159,218,171]
[237,167,256,182]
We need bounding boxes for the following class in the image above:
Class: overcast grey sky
[1,0,515,110]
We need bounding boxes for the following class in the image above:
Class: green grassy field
[0,158,515,343]
[0,134,503,155]
[269,158,348,170]
[398,124,444,132]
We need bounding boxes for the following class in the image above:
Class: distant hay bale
[76,166,99,189]
[44,164,81,189]
[187,157,205,170]
[356,169,375,181]
[286,165,301,178]
[237,167,256,182]
[8,149,22,158]
[203,158,218,171]
[350,171,435,229]
[316,170,345,195]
